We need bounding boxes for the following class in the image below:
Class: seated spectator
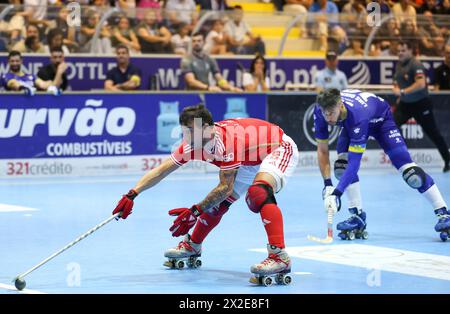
[242,54,270,92]
[204,19,228,55]
[79,9,113,54]
[282,0,312,37]
[197,0,231,11]
[111,16,141,54]
[342,38,364,56]
[136,0,162,20]
[308,0,347,52]
[37,46,69,92]
[380,39,400,56]
[375,17,400,52]
[104,45,142,91]
[224,5,266,55]
[19,0,53,33]
[371,0,391,14]
[10,24,46,53]
[165,0,198,33]
[181,32,241,91]
[341,0,367,38]
[399,19,420,51]
[1,50,54,95]
[45,28,71,55]
[417,0,448,14]
[171,22,191,55]
[136,10,172,54]
[0,6,26,48]
[51,7,78,52]
[392,0,417,29]
[434,44,450,90]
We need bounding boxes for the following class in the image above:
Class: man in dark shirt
[393,41,450,172]
[37,46,69,92]
[104,44,142,91]
[434,44,450,91]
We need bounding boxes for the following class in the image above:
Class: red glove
[113,189,138,219]
[169,205,203,237]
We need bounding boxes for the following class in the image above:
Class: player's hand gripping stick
[113,189,138,219]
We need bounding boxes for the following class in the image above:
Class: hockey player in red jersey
[112,104,299,285]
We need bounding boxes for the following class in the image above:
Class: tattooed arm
[197,169,238,213]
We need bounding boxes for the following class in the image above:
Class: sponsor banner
[268,93,450,152]
[0,155,219,178]
[0,93,266,159]
[0,54,444,90]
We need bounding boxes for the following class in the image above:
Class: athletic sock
[260,203,285,248]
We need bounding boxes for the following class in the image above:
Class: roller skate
[163,234,202,269]
[434,207,450,242]
[337,207,368,240]
[249,245,292,287]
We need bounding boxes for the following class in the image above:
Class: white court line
[0,283,46,294]
[251,244,450,281]
[0,204,38,213]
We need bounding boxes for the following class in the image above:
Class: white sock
[422,184,447,211]
[346,181,363,214]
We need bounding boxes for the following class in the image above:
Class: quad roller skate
[337,208,368,241]
[434,207,450,242]
[163,234,202,269]
[249,245,292,287]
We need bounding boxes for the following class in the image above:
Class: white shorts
[233,134,299,197]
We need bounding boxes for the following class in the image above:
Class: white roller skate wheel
[176,260,185,269]
[283,275,292,285]
[263,276,273,287]
[348,231,355,240]
[195,259,202,268]
[362,231,369,240]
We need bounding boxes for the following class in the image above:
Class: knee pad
[402,166,426,189]
[334,158,348,180]
[245,181,277,213]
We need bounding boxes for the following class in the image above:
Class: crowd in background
[0,0,448,56]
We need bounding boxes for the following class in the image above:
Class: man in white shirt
[392,0,417,28]
[224,5,265,55]
[165,0,199,32]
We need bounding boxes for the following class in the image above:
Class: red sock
[190,213,222,244]
[260,203,285,248]
[191,196,237,244]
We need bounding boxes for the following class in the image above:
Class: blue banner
[0,55,444,91]
[0,93,266,159]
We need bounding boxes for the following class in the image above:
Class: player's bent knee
[402,166,426,189]
[245,181,277,213]
[334,158,348,180]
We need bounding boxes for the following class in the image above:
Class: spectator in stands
[417,0,448,14]
[36,46,69,92]
[399,18,418,43]
[136,10,172,53]
[52,7,78,52]
[197,0,231,11]
[79,9,113,54]
[112,16,141,54]
[308,0,347,52]
[224,5,266,55]
[392,0,417,29]
[46,28,71,55]
[19,0,52,31]
[165,0,198,33]
[242,54,270,92]
[282,0,312,37]
[136,0,161,20]
[341,0,367,38]
[180,32,241,91]
[1,50,55,95]
[314,50,348,91]
[89,0,111,15]
[10,24,45,53]
[375,17,400,52]
[171,22,191,55]
[434,44,450,90]
[380,39,400,56]
[104,44,142,91]
[204,19,228,55]
[0,4,26,48]
[371,0,391,14]
[342,38,364,56]
[416,12,440,56]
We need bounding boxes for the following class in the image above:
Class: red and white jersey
[170,118,285,170]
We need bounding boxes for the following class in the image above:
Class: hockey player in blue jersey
[314,88,450,242]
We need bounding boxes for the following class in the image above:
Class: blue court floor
[1,169,449,294]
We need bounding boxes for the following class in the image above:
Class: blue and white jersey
[314,68,348,91]
[1,71,36,91]
[314,89,394,194]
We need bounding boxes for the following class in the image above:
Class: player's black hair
[179,104,214,126]
[398,40,415,51]
[8,50,22,60]
[316,88,342,111]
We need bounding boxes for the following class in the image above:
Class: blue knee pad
[402,165,434,192]
[334,158,348,180]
